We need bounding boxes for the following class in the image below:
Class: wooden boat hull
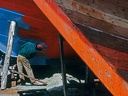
[0,0,76,65]
[0,0,128,95]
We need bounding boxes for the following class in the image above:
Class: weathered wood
[103,0,128,19]
[58,0,128,29]
[77,24,128,54]
[60,6,128,39]
[73,0,128,19]
[1,21,16,90]
[55,0,128,39]
[77,24,128,71]
[103,0,128,9]
[94,44,128,71]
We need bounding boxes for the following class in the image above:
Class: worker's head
[36,44,43,51]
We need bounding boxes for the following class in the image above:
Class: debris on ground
[0,71,112,96]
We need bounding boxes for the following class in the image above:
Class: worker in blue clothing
[16,42,43,85]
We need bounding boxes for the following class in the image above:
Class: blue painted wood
[0,8,30,30]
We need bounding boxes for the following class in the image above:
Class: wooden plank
[102,0,128,19]
[34,0,128,95]
[103,0,128,9]
[61,7,128,38]
[56,0,128,38]
[73,0,128,19]
[77,24,128,70]
[58,0,128,29]
[1,21,16,90]
[94,44,128,71]
[77,24,128,54]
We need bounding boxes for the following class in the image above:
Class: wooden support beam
[1,21,16,90]
[34,0,128,95]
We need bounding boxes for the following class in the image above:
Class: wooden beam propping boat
[0,0,128,95]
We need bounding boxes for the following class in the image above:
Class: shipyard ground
[0,65,112,96]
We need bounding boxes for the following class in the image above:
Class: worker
[16,42,43,85]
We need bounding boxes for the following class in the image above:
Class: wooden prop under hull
[34,0,128,95]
